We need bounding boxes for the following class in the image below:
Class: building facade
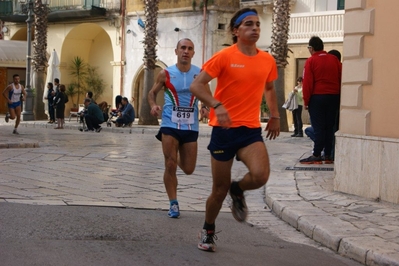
[0,0,123,113]
[1,0,344,120]
[335,0,399,204]
[124,0,238,114]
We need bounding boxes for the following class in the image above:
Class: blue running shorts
[8,101,21,109]
[208,126,263,161]
[156,127,199,145]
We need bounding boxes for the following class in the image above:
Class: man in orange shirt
[190,7,280,252]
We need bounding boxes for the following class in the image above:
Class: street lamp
[20,0,49,121]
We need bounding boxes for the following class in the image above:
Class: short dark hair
[54,78,60,84]
[87,91,93,98]
[122,97,129,103]
[328,49,341,61]
[60,84,66,92]
[296,77,303,82]
[308,36,324,51]
[13,74,19,78]
[229,8,258,44]
[176,38,194,49]
[48,82,53,89]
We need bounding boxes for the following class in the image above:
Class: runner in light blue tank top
[147,38,209,219]
[161,64,201,131]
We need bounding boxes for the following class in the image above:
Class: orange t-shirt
[203,44,278,128]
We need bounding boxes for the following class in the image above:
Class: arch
[60,23,113,106]
[10,27,34,41]
[131,60,168,118]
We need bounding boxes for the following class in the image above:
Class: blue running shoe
[168,203,180,218]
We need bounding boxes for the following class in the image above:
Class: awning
[0,40,27,66]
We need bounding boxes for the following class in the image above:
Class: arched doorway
[0,28,33,114]
[61,23,113,107]
[132,61,167,118]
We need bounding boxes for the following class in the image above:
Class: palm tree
[138,0,160,125]
[270,0,291,132]
[32,0,49,120]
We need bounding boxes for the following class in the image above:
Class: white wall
[124,11,207,100]
[292,0,339,13]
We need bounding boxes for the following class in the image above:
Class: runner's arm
[190,71,231,128]
[264,81,280,140]
[2,86,11,104]
[190,71,215,107]
[148,70,166,117]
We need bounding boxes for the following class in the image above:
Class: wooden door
[0,68,7,114]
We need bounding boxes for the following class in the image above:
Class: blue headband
[234,11,258,27]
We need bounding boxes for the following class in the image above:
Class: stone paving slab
[65,201,126,207]
[5,199,67,206]
[0,119,399,265]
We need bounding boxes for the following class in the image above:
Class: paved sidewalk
[1,118,399,266]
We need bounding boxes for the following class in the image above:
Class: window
[337,0,345,10]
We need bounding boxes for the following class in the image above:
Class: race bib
[171,106,194,125]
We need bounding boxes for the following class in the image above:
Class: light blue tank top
[161,64,200,131]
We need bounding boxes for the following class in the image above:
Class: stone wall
[335,0,399,204]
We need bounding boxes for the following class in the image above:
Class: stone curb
[265,185,399,266]
[0,140,39,149]
[18,121,213,138]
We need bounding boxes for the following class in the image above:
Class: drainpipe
[120,0,126,96]
[202,1,207,65]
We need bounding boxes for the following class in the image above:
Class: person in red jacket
[300,36,341,164]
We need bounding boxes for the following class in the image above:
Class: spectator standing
[45,82,55,124]
[291,77,304,137]
[54,78,60,94]
[53,84,68,129]
[327,49,342,160]
[300,36,341,164]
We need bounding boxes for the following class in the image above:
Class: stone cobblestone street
[1,120,399,265]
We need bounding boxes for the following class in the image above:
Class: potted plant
[65,83,78,111]
[260,96,269,122]
[85,66,106,102]
[69,56,88,106]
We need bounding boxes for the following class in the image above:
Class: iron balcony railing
[289,10,344,43]
[240,0,296,7]
[0,0,120,16]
